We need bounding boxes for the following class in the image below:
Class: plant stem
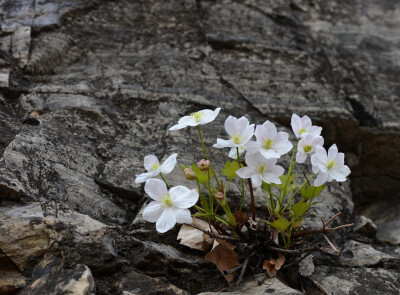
[197,179,209,213]
[247,178,256,221]
[237,147,245,211]
[280,174,316,213]
[159,173,171,188]
[207,170,213,213]
[198,125,220,187]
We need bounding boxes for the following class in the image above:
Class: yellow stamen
[264,139,274,149]
[257,164,267,173]
[303,145,312,153]
[231,134,244,145]
[327,160,336,169]
[151,163,160,171]
[190,111,205,122]
[160,193,173,207]
[299,128,307,135]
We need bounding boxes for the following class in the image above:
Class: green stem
[237,147,245,211]
[197,179,209,213]
[160,173,171,189]
[198,125,220,187]
[280,174,316,214]
[264,185,276,216]
[207,170,213,213]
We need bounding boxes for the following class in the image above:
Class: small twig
[281,252,312,270]
[186,223,240,242]
[307,277,332,295]
[248,178,256,221]
[224,263,244,275]
[237,255,251,285]
[326,212,341,226]
[303,172,310,186]
[292,223,354,238]
[323,234,339,252]
[266,245,331,254]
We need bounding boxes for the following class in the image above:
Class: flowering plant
[135,108,352,285]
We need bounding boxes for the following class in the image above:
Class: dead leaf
[177,218,213,252]
[205,240,240,283]
[234,210,249,229]
[263,253,285,277]
[270,228,279,245]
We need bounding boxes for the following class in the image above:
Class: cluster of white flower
[135,108,350,233]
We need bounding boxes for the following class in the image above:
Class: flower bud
[197,159,211,171]
[184,168,197,180]
[214,192,224,200]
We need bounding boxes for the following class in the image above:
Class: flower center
[160,193,173,207]
[257,164,267,173]
[231,134,244,145]
[151,163,160,171]
[264,139,274,149]
[190,111,205,122]
[327,160,336,170]
[303,145,312,153]
[298,128,307,135]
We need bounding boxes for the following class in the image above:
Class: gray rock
[11,26,31,68]
[353,215,377,238]
[21,264,95,295]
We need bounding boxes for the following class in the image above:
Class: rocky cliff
[0,0,399,294]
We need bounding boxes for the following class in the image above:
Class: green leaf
[291,201,309,218]
[301,184,326,201]
[221,160,240,181]
[191,163,208,186]
[269,216,291,233]
[272,173,298,194]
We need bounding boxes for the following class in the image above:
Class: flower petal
[251,175,262,187]
[260,148,280,159]
[171,186,199,209]
[200,107,221,124]
[135,170,159,184]
[156,207,177,233]
[160,153,178,174]
[142,201,164,222]
[296,151,307,163]
[213,138,235,149]
[174,208,193,224]
[144,178,168,201]
[243,140,259,154]
[291,114,302,137]
[224,115,237,137]
[262,121,277,139]
[309,126,322,137]
[144,155,159,172]
[328,144,338,160]
[330,165,350,182]
[314,172,329,186]
[301,115,312,130]
[236,166,255,179]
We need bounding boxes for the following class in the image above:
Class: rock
[118,271,188,295]
[0,271,26,295]
[353,215,377,238]
[339,240,396,267]
[11,26,31,68]
[0,69,9,88]
[308,266,400,295]
[21,264,95,295]
[197,275,303,295]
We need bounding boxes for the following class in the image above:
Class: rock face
[0,0,399,294]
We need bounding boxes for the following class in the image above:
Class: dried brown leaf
[177,218,213,252]
[205,241,240,283]
[234,210,249,229]
[263,253,285,277]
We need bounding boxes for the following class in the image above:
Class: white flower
[311,144,351,186]
[236,152,284,187]
[291,114,322,138]
[135,153,178,184]
[213,115,254,158]
[142,179,199,233]
[169,108,221,131]
[244,121,293,159]
[296,134,324,163]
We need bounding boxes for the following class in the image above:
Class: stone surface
[21,264,95,295]
[0,0,399,294]
[0,271,26,295]
[353,215,378,239]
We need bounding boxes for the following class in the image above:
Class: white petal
[144,179,168,201]
[314,172,329,186]
[243,140,259,154]
[312,135,324,148]
[296,152,307,163]
[260,148,280,159]
[309,126,322,137]
[144,155,159,172]
[262,121,277,139]
[224,115,237,137]
[160,153,178,174]
[245,152,264,167]
[171,186,199,209]
[174,208,193,224]
[237,116,250,135]
[142,201,164,222]
[328,144,338,160]
[200,107,221,124]
[273,135,293,155]
[156,208,177,233]
[260,172,281,185]
[242,124,255,144]
[228,147,237,158]
[333,152,345,166]
[301,115,312,130]
[169,123,187,131]
[330,165,350,182]
[213,138,235,149]
[291,114,302,137]
[268,165,285,177]
[135,170,159,184]
[251,175,262,187]
[236,166,255,179]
